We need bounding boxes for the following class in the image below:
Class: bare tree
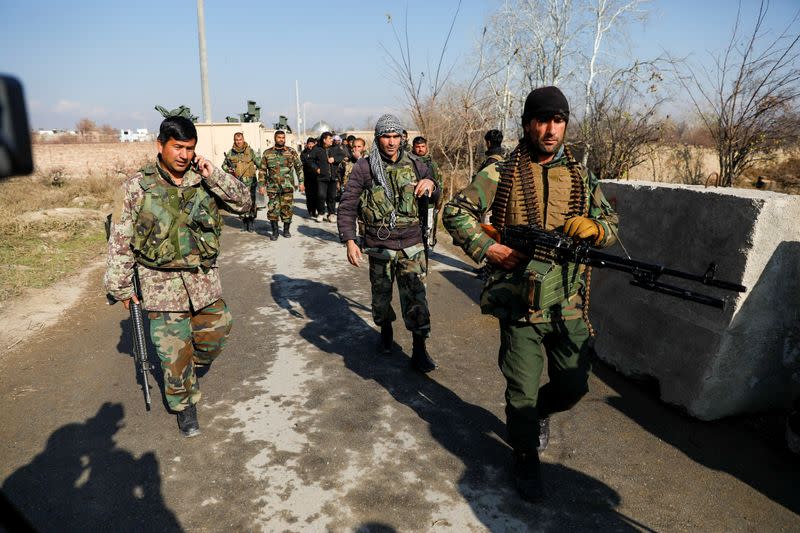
[381,2,462,135]
[484,0,579,135]
[675,0,800,186]
[579,60,667,179]
[76,118,97,135]
[579,0,648,165]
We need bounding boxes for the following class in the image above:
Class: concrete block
[591,181,800,420]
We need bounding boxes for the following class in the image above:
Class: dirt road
[1,201,797,532]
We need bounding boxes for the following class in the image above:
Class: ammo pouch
[480,259,583,321]
[359,185,395,225]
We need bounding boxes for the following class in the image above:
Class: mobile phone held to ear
[191,156,200,172]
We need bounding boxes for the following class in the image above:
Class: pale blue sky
[1,0,797,132]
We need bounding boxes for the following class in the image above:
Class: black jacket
[308,145,335,182]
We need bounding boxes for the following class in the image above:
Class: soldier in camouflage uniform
[411,136,443,246]
[337,114,439,373]
[222,132,260,232]
[105,116,252,437]
[443,87,619,501]
[260,130,304,241]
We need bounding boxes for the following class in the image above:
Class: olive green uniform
[223,143,260,223]
[443,144,618,453]
[261,145,303,222]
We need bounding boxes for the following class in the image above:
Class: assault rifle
[105,214,152,410]
[419,193,432,268]
[482,223,747,309]
[129,267,153,409]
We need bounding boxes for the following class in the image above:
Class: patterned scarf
[369,114,405,229]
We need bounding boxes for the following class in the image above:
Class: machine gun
[482,223,746,309]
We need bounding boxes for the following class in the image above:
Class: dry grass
[0,144,149,302]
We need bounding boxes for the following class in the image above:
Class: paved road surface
[1,203,798,532]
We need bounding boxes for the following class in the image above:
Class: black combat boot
[283,222,291,238]
[538,417,550,452]
[241,219,248,232]
[378,323,393,354]
[247,218,255,232]
[177,403,200,438]
[513,450,544,502]
[410,333,436,373]
[270,221,279,241]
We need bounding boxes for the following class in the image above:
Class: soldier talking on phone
[105,116,252,437]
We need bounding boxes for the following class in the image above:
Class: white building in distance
[119,128,153,142]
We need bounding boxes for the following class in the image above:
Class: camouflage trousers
[148,299,233,411]
[499,317,592,453]
[267,186,294,222]
[240,179,257,220]
[367,247,430,337]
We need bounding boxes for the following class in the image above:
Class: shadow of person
[2,403,182,532]
[429,249,476,272]
[437,269,482,305]
[270,273,638,531]
[297,223,340,243]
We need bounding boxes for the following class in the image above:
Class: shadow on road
[297,223,340,243]
[437,269,482,305]
[429,249,475,273]
[270,273,641,531]
[593,361,800,516]
[1,403,182,532]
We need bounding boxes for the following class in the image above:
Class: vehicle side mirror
[0,75,33,178]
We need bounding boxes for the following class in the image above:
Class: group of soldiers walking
[221,130,304,241]
[105,85,619,502]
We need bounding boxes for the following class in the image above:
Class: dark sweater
[337,151,439,250]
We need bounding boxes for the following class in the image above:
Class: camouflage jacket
[104,161,252,312]
[222,144,260,185]
[411,154,442,190]
[261,145,303,190]
[443,147,618,322]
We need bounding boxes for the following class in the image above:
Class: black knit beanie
[521,86,570,125]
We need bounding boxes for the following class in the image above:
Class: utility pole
[196,0,212,123]
[295,80,301,144]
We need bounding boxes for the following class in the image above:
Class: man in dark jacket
[337,114,439,373]
[300,137,318,218]
[308,132,337,222]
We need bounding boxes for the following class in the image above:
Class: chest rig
[132,166,222,270]
[483,144,594,323]
[228,147,257,179]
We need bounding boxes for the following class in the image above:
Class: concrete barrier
[591,181,800,420]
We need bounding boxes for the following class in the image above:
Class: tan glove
[563,216,604,244]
